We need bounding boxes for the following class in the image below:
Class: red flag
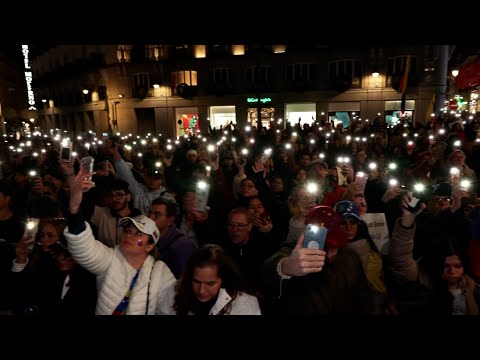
[399,55,411,95]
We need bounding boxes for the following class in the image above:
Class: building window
[171,70,198,88]
[246,65,272,84]
[328,59,361,79]
[207,45,230,56]
[117,45,131,63]
[286,63,312,81]
[132,73,151,99]
[146,45,166,60]
[174,45,190,57]
[208,68,232,95]
[387,56,417,88]
[209,68,231,84]
[328,59,362,90]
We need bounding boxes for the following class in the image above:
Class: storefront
[175,106,199,137]
[246,97,275,129]
[285,103,316,128]
[328,102,361,128]
[208,105,236,130]
[384,100,415,127]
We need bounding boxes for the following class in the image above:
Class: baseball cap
[119,215,160,244]
[308,159,328,170]
[432,182,452,197]
[145,168,164,179]
[334,200,361,221]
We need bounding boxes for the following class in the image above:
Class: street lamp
[111,101,119,132]
[42,99,55,128]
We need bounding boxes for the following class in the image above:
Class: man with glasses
[223,207,273,304]
[104,139,175,216]
[90,178,142,248]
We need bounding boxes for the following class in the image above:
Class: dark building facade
[0,46,30,134]
[28,44,452,137]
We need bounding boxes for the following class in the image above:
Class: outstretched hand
[382,186,404,204]
[69,166,95,214]
[400,192,426,228]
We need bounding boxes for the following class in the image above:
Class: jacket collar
[209,288,233,315]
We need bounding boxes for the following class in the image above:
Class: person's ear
[145,241,155,253]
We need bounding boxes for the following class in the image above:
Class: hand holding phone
[61,140,72,162]
[303,224,327,250]
[195,180,210,213]
[80,156,95,192]
[23,218,40,251]
[402,191,423,214]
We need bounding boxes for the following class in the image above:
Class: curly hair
[173,244,250,315]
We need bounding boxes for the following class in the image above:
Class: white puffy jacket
[64,222,176,315]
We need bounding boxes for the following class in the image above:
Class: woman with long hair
[156,244,261,315]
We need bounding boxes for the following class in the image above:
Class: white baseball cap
[119,215,160,244]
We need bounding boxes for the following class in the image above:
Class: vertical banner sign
[21,45,37,111]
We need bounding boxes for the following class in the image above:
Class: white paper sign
[360,212,390,255]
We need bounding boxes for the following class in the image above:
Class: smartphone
[80,156,95,193]
[195,180,210,212]
[354,171,368,193]
[405,192,422,213]
[61,141,72,162]
[303,224,327,250]
[259,212,271,225]
[23,218,40,251]
[80,156,94,179]
[305,182,318,205]
[28,170,41,186]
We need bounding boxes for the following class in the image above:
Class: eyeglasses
[107,192,127,199]
[228,223,250,229]
[432,197,451,204]
[149,211,167,218]
[358,202,368,207]
[241,184,256,189]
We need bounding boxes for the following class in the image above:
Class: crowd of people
[0,110,480,315]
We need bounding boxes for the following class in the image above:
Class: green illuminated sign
[247,97,271,103]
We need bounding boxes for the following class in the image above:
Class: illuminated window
[171,70,198,87]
